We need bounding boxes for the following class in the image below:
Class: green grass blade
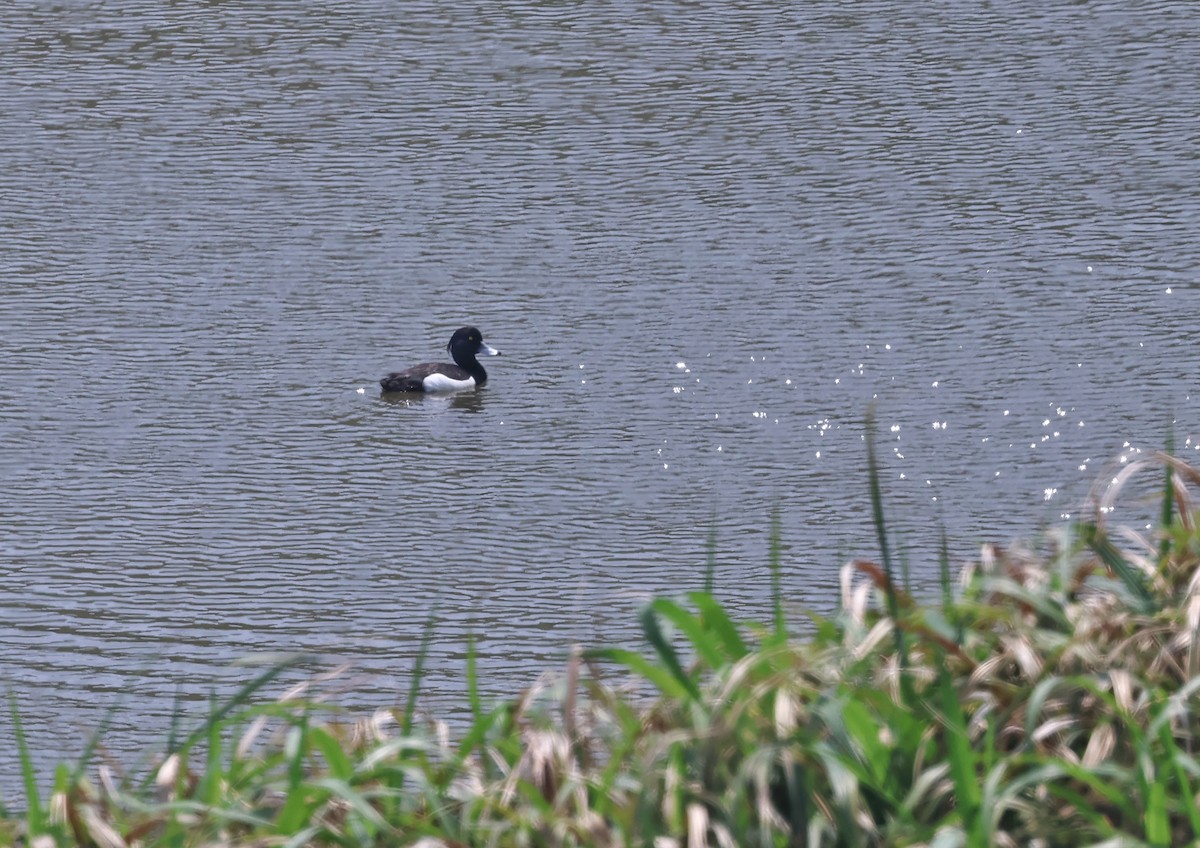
[170,654,309,761]
[865,408,896,591]
[938,524,961,633]
[768,508,786,643]
[281,825,324,848]
[1023,676,1086,745]
[166,683,185,761]
[648,597,726,670]
[402,606,438,737]
[781,754,812,841]
[704,516,717,595]
[276,721,321,835]
[69,697,123,787]
[998,762,1121,838]
[312,782,386,844]
[198,694,225,806]
[638,603,701,701]
[584,647,694,700]
[1160,723,1200,839]
[466,631,482,723]
[937,665,983,844]
[1033,760,1140,820]
[309,724,354,782]
[836,698,895,789]
[689,592,749,660]
[1160,428,1176,563]
[7,690,44,838]
[1144,779,1169,847]
[865,408,913,704]
[1079,522,1155,611]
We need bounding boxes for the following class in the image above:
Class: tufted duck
[380,326,500,393]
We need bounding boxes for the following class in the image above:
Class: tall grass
[6,450,1200,846]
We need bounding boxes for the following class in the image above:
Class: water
[2,0,1198,791]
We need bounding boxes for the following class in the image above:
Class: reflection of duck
[380,389,488,413]
[380,327,501,394]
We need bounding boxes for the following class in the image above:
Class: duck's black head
[447,326,500,367]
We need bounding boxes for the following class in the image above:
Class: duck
[380,326,501,394]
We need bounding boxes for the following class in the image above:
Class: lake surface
[2,0,1198,792]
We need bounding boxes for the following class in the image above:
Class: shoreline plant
[5,449,1200,847]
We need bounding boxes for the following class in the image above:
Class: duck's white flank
[422,373,477,393]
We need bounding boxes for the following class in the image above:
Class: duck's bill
[480,343,500,356]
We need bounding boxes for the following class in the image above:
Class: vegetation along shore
[5,440,1200,847]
